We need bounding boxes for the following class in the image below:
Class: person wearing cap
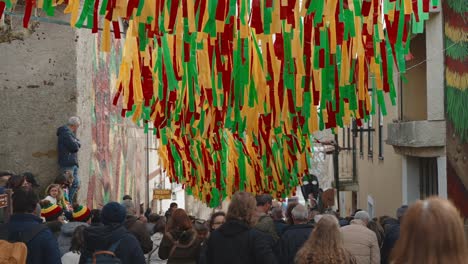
[41,201,65,238]
[79,202,146,264]
[58,204,92,256]
[341,210,380,264]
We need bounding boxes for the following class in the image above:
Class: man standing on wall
[57,116,81,203]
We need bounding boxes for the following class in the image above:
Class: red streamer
[23,0,33,28]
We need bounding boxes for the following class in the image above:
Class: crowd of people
[0,172,467,264]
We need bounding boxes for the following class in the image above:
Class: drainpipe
[145,124,150,209]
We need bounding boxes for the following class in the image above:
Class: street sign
[153,189,171,200]
[0,194,8,208]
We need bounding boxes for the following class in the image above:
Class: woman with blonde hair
[391,196,468,264]
[44,184,63,205]
[295,215,356,264]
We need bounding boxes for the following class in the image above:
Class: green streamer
[75,0,94,28]
[161,35,178,90]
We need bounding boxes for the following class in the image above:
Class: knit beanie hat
[73,204,91,222]
[41,202,63,222]
[101,202,127,225]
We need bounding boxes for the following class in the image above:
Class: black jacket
[79,224,145,264]
[1,214,61,264]
[276,224,313,264]
[273,219,288,237]
[381,223,400,264]
[206,219,278,264]
[57,125,81,167]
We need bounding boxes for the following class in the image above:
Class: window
[419,158,438,199]
[367,195,375,218]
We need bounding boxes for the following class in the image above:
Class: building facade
[335,10,448,218]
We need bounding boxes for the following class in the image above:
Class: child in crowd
[61,225,87,264]
[44,184,62,205]
[54,172,74,212]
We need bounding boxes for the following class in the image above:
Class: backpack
[0,223,47,264]
[85,239,122,264]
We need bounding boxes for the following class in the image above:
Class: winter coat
[276,223,314,264]
[79,223,146,264]
[205,219,278,264]
[124,215,154,253]
[57,125,81,167]
[341,220,380,264]
[255,213,279,241]
[3,213,62,264]
[158,229,202,264]
[381,223,400,264]
[58,221,89,256]
[273,219,288,237]
[147,232,167,264]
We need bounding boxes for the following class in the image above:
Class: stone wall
[0,12,148,208]
[0,12,77,193]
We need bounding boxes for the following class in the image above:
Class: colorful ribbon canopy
[0,0,439,206]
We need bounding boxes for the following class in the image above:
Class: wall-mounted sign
[153,189,172,200]
[0,194,8,208]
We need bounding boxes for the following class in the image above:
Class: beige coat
[341,220,380,264]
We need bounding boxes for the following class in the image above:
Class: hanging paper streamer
[445,0,468,142]
[0,0,438,206]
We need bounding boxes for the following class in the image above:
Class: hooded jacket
[205,219,278,264]
[58,221,89,256]
[79,224,146,264]
[158,229,201,264]
[57,125,81,167]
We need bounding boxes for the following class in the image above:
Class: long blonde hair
[391,197,468,264]
[45,184,63,200]
[295,215,352,264]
